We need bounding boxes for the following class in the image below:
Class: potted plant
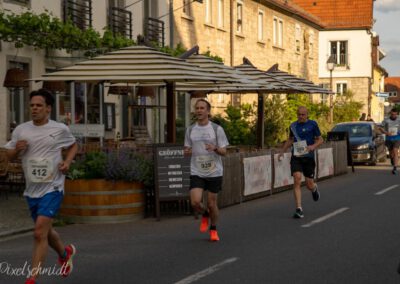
[61,148,154,224]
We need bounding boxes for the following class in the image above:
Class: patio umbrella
[265,64,332,94]
[32,45,236,143]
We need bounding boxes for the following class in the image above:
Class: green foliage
[0,11,134,54]
[212,104,256,145]
[264,95,289,146]
[333,90,364,124]
[201,50,224,62]
[67,150,154,187]
[67,151,107,179]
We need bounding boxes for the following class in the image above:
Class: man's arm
[6,140,28,161]
[58,143,78,174]
[308,136,323,152]
[278,137,294,160]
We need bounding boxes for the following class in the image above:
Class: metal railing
[145,17,165,47]
[63,0,93,30]
[109,7,132,39]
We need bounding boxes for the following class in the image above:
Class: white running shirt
[4,120,76,198]
[184,122,229,177]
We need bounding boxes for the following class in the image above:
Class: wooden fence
[218,141,348,208]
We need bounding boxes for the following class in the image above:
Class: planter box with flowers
[61,148,153,224]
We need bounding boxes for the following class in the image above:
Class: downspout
[230,0,234,66]
[169,0,174,47]
[367,29,373,116]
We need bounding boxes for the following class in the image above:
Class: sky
[373,0,400,77]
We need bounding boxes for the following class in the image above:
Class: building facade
[291,0,386,121]
[172,0,323,112]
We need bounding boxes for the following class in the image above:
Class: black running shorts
[290,156,316,179]
[385,140,400,151]
[190,175,223,193]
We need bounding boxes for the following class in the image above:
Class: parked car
[331,121,386,165]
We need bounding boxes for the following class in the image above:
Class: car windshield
[332,124,372,137]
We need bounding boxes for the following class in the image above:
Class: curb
[0,226,34,238]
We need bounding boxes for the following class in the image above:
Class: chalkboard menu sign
[327,131,354,172]
[154,145,191,219]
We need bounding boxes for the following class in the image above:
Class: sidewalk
[0,192,33,238]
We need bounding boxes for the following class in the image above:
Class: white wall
[319,30,372,79]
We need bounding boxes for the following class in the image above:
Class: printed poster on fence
[243,155,272,196]
[274,152,294,188]
[318,148,334,178]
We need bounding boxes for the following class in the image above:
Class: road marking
[174,257,239,284]
[301,207,349,228]
[375,184,399,196]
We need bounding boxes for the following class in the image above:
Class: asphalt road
[1,163,400,284]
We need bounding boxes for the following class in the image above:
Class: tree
[212,104,256,145]
[333,90,363,123]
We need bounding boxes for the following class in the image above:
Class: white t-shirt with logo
[4,120,76,198]
[184,122,229,177]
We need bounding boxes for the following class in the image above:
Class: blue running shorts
[26,190,64,221]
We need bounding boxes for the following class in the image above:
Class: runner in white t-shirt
[4,89,78,284]
[184,99,229,242]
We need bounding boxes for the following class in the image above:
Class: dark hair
[30,88,55,107]
[390,108,398,113]
[195,99,211,111]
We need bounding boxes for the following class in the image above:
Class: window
[336,83,348,95]
[183,0,192,17]
[295,24,301,52]
[4,0,30,6]
[217,0,224,27]
[309,30,314,55]
[273,17,283,47]
[319,84,329,104]
[257,10,264,41]
[330,41,348,66]
[108,0,132,39]
[205,0,213,24]
[63,0,93,30]
[236,1,243,33]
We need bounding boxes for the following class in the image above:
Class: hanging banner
[243,155,272,196]
[318,148,334,178]
[273,152,294,188]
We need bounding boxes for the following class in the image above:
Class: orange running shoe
[200,216,209,233]
[209,230,220,242]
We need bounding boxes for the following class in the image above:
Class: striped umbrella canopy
[31,45,234,84]
[233,58,307,94]
[265,64,332,94]
[177,54,281,93]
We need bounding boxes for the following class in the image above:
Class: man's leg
[207,192,218,227]
[30,216,53,280]
[48,228,65,256]
[393,147,399,168]
[293,172,303,209]
[190,187,205,214]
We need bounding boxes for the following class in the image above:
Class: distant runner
[184,99,229,241]
[381,108,400,175]
[278,106,323,219]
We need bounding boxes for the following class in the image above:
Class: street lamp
[326,55,336,123]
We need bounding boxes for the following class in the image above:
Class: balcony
[63,0,92,30]
[109,7,132,39]
[145,17,165,47]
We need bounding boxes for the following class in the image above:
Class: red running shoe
[25,278,37,284]
[209,230,220,242]
[58,244,76,277]
[200,216,209,233]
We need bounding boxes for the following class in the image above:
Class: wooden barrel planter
[60,179,145,224]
